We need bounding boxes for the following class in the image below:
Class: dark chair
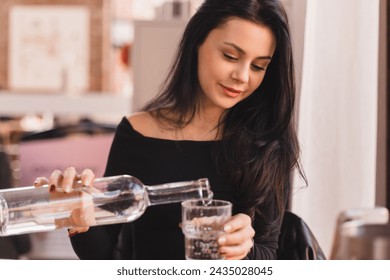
[0,151,12,188]
[277,211,326,260]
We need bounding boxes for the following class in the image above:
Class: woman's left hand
[218,213,255,260]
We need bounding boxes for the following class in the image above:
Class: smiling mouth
[220,84,243,97]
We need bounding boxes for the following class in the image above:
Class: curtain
[292,0,381,257]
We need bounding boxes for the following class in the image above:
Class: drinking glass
[181,199,232,260]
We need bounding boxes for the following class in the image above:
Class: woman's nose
[230,64,250,83]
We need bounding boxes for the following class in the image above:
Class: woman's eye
[223,53,237,61]
[251,64,265,72]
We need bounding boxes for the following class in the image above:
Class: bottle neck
[145,178,213,206]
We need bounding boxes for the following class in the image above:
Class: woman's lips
[220,85,243,98]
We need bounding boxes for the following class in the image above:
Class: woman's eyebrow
[223,42,272,60]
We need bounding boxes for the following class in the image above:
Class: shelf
[0,91,132,117]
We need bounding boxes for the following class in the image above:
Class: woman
[35,0,304,260]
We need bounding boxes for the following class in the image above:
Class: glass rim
[181,199,232,209]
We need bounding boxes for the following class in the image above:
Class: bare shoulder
[127,111,176,139]
[127,112,153,126]
[127,112,157,136]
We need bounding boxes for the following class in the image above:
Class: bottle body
[0,175,212,236]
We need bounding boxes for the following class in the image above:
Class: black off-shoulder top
[70,117,280,259]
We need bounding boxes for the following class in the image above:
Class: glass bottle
[0,175,213,236]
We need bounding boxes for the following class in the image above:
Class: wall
[282,0,307,109]
[132,20,187,111]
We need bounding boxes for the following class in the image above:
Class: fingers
[37,167,96,235]
[33,177,49,188]
[48,169,64,191]
[218,213,255,260]
[61,167,79,193]
[69,199,96,228]
[47,168,95,193]
[221,214,254,244]
[219,237,254,260]
[68,227,89,237]
[80,169,95,187]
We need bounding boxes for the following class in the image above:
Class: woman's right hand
[33,167,96,235]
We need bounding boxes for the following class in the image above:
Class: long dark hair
[144,0,305,238]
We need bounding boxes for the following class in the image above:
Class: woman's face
[197,17,276,112]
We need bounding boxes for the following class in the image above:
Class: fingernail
[223,225,231,232]
[49,185,56,192]
[63,185,71,193]
[218,237,227,245]
[33,180,39,186]
[84,178,93,187]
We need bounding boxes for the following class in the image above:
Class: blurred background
[0,0,388,260]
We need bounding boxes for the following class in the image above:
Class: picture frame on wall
[0,0,109,93]
[8,5,90,93]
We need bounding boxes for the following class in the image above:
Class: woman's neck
[154,105,224,141]
[135,97,226,141]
